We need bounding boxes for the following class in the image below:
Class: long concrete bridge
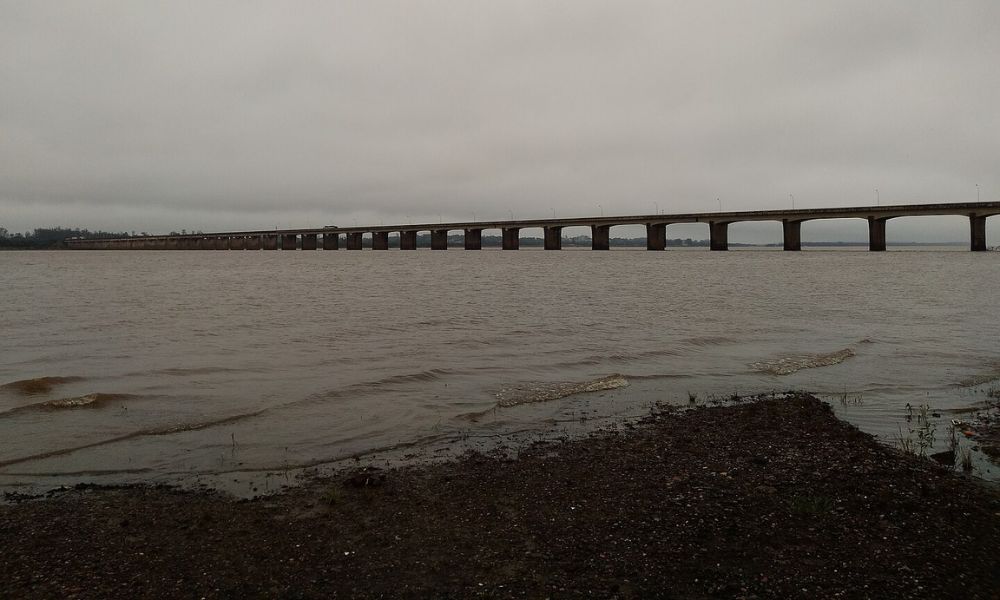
[66,202,999,252]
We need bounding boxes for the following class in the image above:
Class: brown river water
[2,248,999,496]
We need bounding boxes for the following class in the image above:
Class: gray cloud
[2,1,998,242]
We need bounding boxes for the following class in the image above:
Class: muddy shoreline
[2,394,998,599]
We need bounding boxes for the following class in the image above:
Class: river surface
[2,248,999,496]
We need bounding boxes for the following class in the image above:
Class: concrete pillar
[215,237,228,250]
[230,237,246,250]
[281,234,298,250]
[502,228,520,250]
[264,235,278,250]
[646,223,667,251]
[400,231,417,250]
[782,220,802,251]
[709,221,729,251]
[246,235,262,250]
[322,233,339,250]
[372,231,389,250]
[347,232,363,250]
[302,233,318,250]
[464,229,482,250]
[544,226,562,250]
[431,229,449,250]
[868,217,887,252]
[592,225,610,251]
[971,215,988,251]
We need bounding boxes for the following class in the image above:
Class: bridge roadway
[66,201,1000,252]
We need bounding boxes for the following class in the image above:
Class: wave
[682,336,735,348]
[750,348,855,376]
[495,374,630,408]
[145,366,246,377]
[624,373,693,381]
[0,376,85,396]
[0,393,137,418]
[366,368,454,386]
[957,363,1000,387]
[0,411,265,470]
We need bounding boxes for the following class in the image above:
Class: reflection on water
[1,248,998,494]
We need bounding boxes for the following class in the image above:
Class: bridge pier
[347,232,363,250]
[646,224,666,251]
[868,217,887,251]
[464,229,482,250]
[971,215,987,251]
[592,225,610,251]
[372,231,389,250]
[544,226,562,250]
[782,220,802,251]
[230,236,246,250]
[400,231,417,250]
[431,229,449,250]
[246,235,261,250]
[301,234,318,250]
[502,228,520,250]
[322,233,339,250]
[281,234,298,250]
[709,222,729,251]
[216,237,229,250]
[263,235,278,250]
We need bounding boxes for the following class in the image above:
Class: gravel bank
[2,394,998,599]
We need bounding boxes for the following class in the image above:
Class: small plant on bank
[838,388,864,407]
[687,391,698,404]
[898,403,936,457]
[789,495,834,515]
[321,487,341,506]
[959,447,974,472]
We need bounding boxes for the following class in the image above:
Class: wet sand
[2,394,998,599]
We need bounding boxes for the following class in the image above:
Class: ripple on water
[0,376,85,396]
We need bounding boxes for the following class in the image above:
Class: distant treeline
[0,226,138,249]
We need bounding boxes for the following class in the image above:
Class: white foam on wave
[495,374,629,408]
[750,348,855,376]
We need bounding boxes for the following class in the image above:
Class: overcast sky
[2,1,998,242]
